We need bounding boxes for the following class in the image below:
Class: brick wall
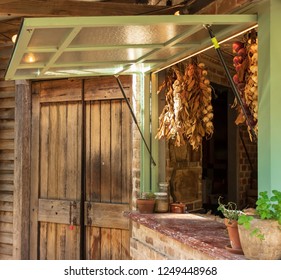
[238,125,258,207]
[132,75,142,210]
[130,221,213,260]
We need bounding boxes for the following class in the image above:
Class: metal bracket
[69,201,78,225]
[204,24,257,142]
[115,75,156,166]
[86,202,92,226]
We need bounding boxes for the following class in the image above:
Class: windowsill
[125,211,245,260]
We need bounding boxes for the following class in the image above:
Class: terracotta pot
[170,203,185,213]
[238,218,281,260]
[224,219,242,250]
[136,199,155,214]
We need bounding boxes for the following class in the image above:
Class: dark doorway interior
[202,83,230,214]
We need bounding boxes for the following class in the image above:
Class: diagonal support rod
[115,76,156,166]
[204,24,257,142]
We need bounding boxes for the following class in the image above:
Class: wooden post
[258,0,281,193]
[13,80,31,259]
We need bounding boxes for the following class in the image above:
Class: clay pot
[224,219,242,250]
[136,199,155,214]
[170,203,185,213]
[238,218,281,260]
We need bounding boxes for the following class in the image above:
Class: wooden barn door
[84,77,131,260]
[30,77,132,260]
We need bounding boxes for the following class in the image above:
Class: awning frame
[5,14,257,81]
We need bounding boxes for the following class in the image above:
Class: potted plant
[217,196,244,252]
[238,190,281,260]
[136,192,156,214]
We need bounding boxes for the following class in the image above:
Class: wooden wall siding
[31,76,132,260]
[0,80,15,260]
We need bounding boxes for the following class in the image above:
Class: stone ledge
[125,212,245,260]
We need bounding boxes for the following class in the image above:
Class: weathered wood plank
[0,173,14,182]
[85,103,92,202]
[66,103,81,201]
[0,150,14,160]
[65,102,81,258]
[0,130,14,140]
[56,224,66,260]
[0,232,13,244]
[0,253,13,260]
[101,228,111,260]
[0,80,16,89]
[30,93,39,259]
[0,193,13,202]
[13,80,31,259]
[39,222,47,260]
[84,76,131,101]
[0,221,13,233]
[46,223,56,260]
[0,161,14,171]
[111,100,122,203]
[48,104,59,199]
[85,202,129,230]
[0,0,165,17]
[89,101,101,202]
[0,120,15,130]
[38,198,80,225]
[0,98,15,108]
[45,102,59,259]
[86,227,101,260]
[0,202,13,211]
[0,108,15,119]
[57,104,67,200]
[0,211,13,223]
[40,105,50,199]
[76,104,82,201]
[111,229,122,260]
[121,230,131,260]
[0,243,13,256]
[0,183,14,192]
[100,101,111,203]
[0,140,14,150]
[0,89,15,99]
[40,79,82,103]
[64,225,80,260]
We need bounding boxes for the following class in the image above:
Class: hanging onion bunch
[155,59,214,150]
[232,30,258,140]
[183,61,214,150]
[155,65,188,146]
[244,35,258,137]
[155,68,178,142]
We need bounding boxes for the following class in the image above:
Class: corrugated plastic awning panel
[5,15,257,80]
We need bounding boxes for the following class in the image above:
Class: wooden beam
[0,0,169,16]
[13,79,31,260]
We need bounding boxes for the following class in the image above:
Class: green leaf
[238,215,253,230]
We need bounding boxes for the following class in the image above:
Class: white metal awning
[5,14,257,80]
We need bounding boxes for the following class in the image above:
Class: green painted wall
[258,0,281,193]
